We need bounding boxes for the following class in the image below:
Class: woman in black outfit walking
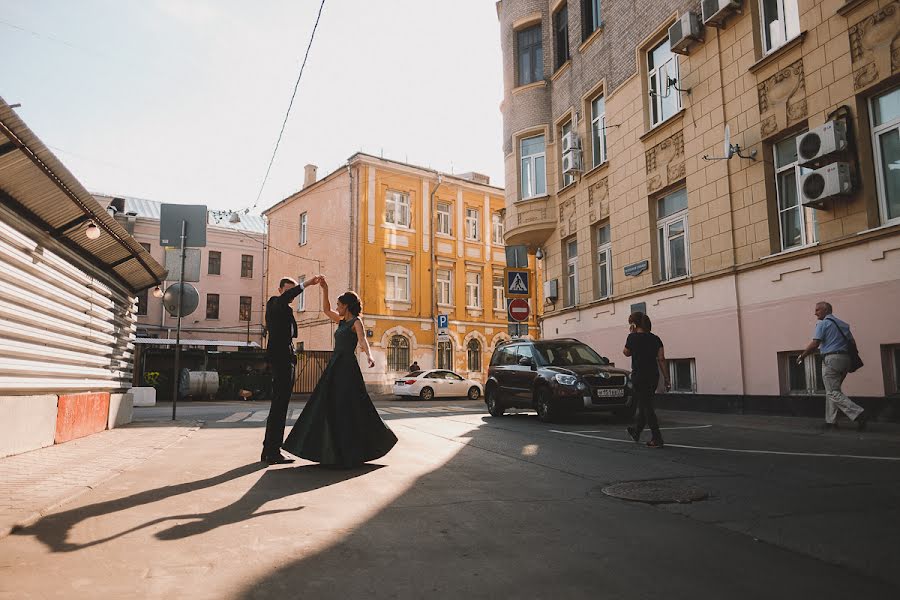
[623,311,670,448]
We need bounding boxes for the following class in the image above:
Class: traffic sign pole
[171,219,186,421]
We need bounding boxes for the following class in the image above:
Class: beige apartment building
[94,195,267,347]
[264,154,540,391]
[498,0,900,412]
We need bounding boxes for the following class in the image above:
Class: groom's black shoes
[260,451,295,465]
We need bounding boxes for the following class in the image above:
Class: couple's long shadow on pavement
[12,462,380,553]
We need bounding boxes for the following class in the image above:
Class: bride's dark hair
[337,291,362,317]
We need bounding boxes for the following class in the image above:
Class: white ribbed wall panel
[0,210,137,394]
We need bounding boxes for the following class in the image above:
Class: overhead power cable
[250,0,327,213]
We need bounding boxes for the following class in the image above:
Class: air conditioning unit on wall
[543,279,558,303]
[702,0,741,28]
[796,120,849,168]
[800,162,853,208]
[669,12,703,55]
[562,131,580,153]
[562,149,582,174]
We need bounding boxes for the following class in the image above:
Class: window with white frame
[520,135,547,199]
[872,86,900,225]
[467,339,482,372]
[553,4,569,70]
[517,25,543,86]
[385,261,410,302]
[666,358,696,393]
[299,212,308,245]
[591,94,607,168]
[385,190,411,227]
[297,274,306,311]
[582,0,602,40]
[492,212,504,245]
[465,208,480,240]
[774,132,817,250]
[437,268,452,305]
[437,202,452,235]
[565,237,578,307]
[466,272,482,308]
[437,340,453,370]
[656,188,689,281]
[760,0,800,53]
[493,274,505,311]
[780,351,825,395]
[648,38,680,127]
[595,223,611,299]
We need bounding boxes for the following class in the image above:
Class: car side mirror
[518,356,534,367]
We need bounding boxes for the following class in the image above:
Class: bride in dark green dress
[282,279,397,467]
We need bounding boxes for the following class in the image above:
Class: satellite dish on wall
[702,123,756,162]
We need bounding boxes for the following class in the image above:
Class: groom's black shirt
[265,282,306,360]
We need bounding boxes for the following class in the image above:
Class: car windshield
[535,343,608,367]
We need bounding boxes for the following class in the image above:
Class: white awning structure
[134,338,260,348]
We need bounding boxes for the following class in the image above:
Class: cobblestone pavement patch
[0,421,200,539]
[601,480,709,504]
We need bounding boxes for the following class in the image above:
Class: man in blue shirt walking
[797,301,867,431]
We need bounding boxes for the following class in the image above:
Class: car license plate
[595,388,624,398]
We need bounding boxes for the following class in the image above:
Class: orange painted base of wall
[55,392,110,444]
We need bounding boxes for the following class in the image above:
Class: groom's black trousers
[263,354,295,456]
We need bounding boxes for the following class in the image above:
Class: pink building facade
[94,195,267,347]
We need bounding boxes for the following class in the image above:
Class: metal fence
[293,350,334,394]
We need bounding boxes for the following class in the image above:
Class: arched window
[437,340,453,370]
[387,335,410,373]
[467,339,482,372]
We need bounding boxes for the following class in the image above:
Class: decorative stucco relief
[645,131,685,194]
[588,177,610,223]
[758,60,806,139]
[558,197,577,238]
[849,1,900,91]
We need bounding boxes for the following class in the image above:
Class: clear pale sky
[1,0,504,213]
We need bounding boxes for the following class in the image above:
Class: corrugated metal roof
[0,96,166,292]
[95,194,267,235]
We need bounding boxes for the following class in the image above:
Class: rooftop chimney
[303,164,318,189]
[458,172,490,185]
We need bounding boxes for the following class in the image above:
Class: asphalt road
[2,399,899,599]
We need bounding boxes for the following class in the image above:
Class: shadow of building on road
[13,463,378,552]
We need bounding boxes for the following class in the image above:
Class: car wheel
[467,386,481,401]
[485,386,505,417]
[419,386,434,401]
[536,388,556,423]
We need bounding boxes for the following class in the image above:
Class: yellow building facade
[264,153,540,392]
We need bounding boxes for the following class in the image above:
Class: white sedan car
[393,369,483,401]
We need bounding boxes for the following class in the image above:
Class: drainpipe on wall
[347,160,355,294]
[430,174,443,368]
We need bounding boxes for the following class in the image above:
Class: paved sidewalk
[0,421,200,539]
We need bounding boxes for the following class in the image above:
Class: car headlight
[554,373,577,386]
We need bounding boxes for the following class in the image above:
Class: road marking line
[573,425,713,432]
[290,409,303,420]
[549,430,900,462]
[388,407,420,413]
[245,411,269,422]
[217,412,252,423]
[376,408,390,415]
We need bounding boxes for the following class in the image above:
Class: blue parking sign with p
[437,314,449,329]
[505,268,530,298]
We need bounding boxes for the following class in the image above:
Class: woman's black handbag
[827,317,864,373]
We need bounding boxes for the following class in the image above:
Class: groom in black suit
[261,275,320,465]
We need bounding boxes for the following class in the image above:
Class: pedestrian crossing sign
[505,268,530,298]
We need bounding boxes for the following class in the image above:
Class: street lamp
[152,285,164,298]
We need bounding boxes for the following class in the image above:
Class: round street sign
[508,298,530,322]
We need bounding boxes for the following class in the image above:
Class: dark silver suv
[484,338,633,423]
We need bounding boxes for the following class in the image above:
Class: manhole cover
[601,481,708,504]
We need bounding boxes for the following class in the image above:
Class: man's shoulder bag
[826,317,864,373]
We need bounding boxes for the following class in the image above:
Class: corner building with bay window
[497,0,900,413]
